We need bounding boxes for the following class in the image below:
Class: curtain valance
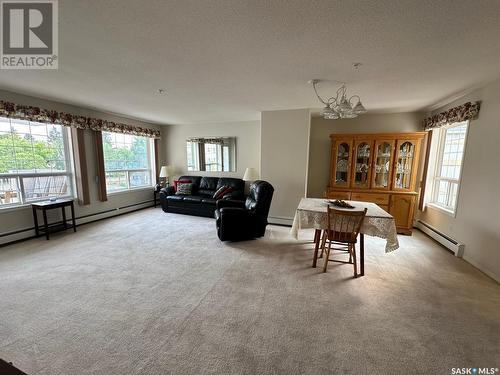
[423,101,480,130]
[0,100,161,138]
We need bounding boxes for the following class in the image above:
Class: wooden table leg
[312,229,321,268]
[42,209,49,240]
[70,202,76,232]
[360,233,365,276]
[32,206,39,237]
[61,206,67,229]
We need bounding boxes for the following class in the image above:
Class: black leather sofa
[159,175,245,218]
[215,180,274,241]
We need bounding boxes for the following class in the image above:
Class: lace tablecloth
[291,198,399,252]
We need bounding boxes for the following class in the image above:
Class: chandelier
[310,79,367,120]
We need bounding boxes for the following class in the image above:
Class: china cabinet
[326,132,425,234]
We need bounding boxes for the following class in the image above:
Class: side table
[31,198,76,240]
[154,185,162,207]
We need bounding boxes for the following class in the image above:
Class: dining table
[291,198,399,276]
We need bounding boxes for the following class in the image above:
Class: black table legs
[32,201,77,240]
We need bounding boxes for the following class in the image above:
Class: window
[429,121,468,214]
[102,131,154,193]
[186,137,236,172]
[0,117,74,207]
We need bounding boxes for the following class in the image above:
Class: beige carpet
[0,208,499,375]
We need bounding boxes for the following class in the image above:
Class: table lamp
[243,167,259,182]
[159,165,174,187]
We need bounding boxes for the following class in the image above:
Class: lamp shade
[159,165,173,178]
[243,167,259,181]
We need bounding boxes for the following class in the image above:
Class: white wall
[261,109,311,224]
[417,78,500,282]
[307,112,424,198]
[0,89,164,244]
[162,120,261,180]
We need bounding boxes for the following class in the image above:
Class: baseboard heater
[415,220,465,257]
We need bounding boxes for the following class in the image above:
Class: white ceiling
[1,0,500,125]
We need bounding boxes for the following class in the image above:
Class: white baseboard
[76,201,153,226]
[415,220,465,257]
[0,201,154,246]
[268,216,293,226]
[0,228,37,245]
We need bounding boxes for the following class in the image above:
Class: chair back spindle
[326,206,367,244]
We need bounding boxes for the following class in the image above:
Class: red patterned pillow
[173,179,192,192]
[214,186,234,200]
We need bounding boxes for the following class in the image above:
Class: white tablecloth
[291,198,399,252]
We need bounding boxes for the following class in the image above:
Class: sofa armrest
[216,199,245,210]
[160,186,175,197]
[222,190,244,201]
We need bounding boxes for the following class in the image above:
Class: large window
[102,131,154,193]
[0,117,74,207]
[429,121,468,214]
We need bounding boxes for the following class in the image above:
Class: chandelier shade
[310,79,367,120]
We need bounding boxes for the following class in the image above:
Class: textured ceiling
[1,0,500,125]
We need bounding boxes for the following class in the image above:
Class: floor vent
[415,220,465,257]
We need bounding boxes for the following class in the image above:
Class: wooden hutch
[325,132,426,234]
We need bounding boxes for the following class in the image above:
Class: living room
[1,1,499,374]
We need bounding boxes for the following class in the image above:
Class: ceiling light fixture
[309,64,367,120]
[157,88,166,94]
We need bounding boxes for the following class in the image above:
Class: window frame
[428,120,469,216]
[0,118,75,209]
[101,131,156,194]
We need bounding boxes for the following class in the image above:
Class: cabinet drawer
[325,191,351,200]
[351,192,390,205]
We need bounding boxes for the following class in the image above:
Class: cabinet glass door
[394,140,416,190]
[372,140,394,190]
[353,141,372,188]
[332,140,352,188]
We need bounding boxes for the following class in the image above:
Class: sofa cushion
[166,195,184,202]
[199,177,218,191]
[198,189,215,197]
[183,195,203,203]
[201,198,216,205]
[216,178,245,192]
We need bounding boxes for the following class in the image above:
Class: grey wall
[0,89,164,244]
[162,120,261,180]
[261,109,311,223]
[417,78,500,282]
[307,112,424,198]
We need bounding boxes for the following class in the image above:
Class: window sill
[106,186,154,196]
[0,196,75,213]
[427,202,456,218]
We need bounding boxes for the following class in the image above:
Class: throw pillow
[213,185,228,199]
[175,182,193,195]
[220,186,234,199]
[173,179,192,192]
[213,185,234,200]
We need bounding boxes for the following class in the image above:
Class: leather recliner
[215,180,274,241]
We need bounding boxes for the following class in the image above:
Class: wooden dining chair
[315,206,367,277]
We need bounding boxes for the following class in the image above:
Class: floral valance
[423,101,480,130]
[0,100,161,138]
